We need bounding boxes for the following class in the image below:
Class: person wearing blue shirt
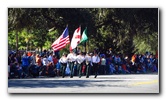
[22,52,30,77]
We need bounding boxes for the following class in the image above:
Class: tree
[8,8,158,56]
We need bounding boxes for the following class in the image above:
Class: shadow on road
[8,79,125,88]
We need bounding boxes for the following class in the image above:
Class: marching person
[67,50,76,78]
[85,52,92,78]
[59,53,68,78]
[92,52,100,78]
[76,52,85,78]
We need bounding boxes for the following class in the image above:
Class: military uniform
[59,55,67,78]
[76,53,85,78]
[85,53,92,78]
[67,52,76,78]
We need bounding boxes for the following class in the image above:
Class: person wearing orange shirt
[36,54,42,67]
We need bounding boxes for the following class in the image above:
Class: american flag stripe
[52,37,70,51]
[51,36,69,47]
[51,27,70,52]
[52,40,70,51]
[52,40,69,50]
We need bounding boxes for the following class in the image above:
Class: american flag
[51,27,70,51]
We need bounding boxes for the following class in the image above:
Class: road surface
[8,74,159,93]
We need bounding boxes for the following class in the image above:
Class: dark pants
[17,69,23,78]
[93,63,99,78]
[77,63,83,78]
[69,62,74,78]
[61,63,67,78]
[99,65,106,75]
[86,63,91,78]
[105,65,110,74]
[22,65,29,76]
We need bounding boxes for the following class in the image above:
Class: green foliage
[133,32,158,54]
[8,8,158,55]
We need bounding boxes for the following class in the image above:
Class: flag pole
[85,41,86,53]
[85,27,87,53]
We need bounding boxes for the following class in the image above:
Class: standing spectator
[42,55,48,66]
[105,55,112,74]
[53,55,58,65]
[36,54,42,67]
[15,62,23,78]
[142,63,146,73]
[35,54,42,76]
[30,52,36,66]
[147,59,152,71]
[114,54,121,65]
[110,63,115,74]
[53,55,59,76]
[16,51,22,66]
[42,55,49,75]
[152,63,158,72]
[48,52,53,64]
[21,52,30,77]
[100,54,106,75]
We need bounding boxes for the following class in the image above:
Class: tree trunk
[40,46,43,53]
[26,41,29,51]
[129,22,137,54]
[16,32,18,50]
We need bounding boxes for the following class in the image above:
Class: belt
[69,61,75,63]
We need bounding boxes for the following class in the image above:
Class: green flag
[80,27,88,44]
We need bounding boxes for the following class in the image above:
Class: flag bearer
[67,50,76,78]
[76,52,85,78]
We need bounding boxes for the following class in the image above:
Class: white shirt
[92,55,100,63]
[85,55,92,62]
[48,55,53,63]
[30,55,36,65]
[101,58,106,65]
[42,57,48,66]
[67,53,76,62]
[59,56,68,63]
[76,55,85,64]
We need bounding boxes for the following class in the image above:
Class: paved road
[8,74,159,93]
